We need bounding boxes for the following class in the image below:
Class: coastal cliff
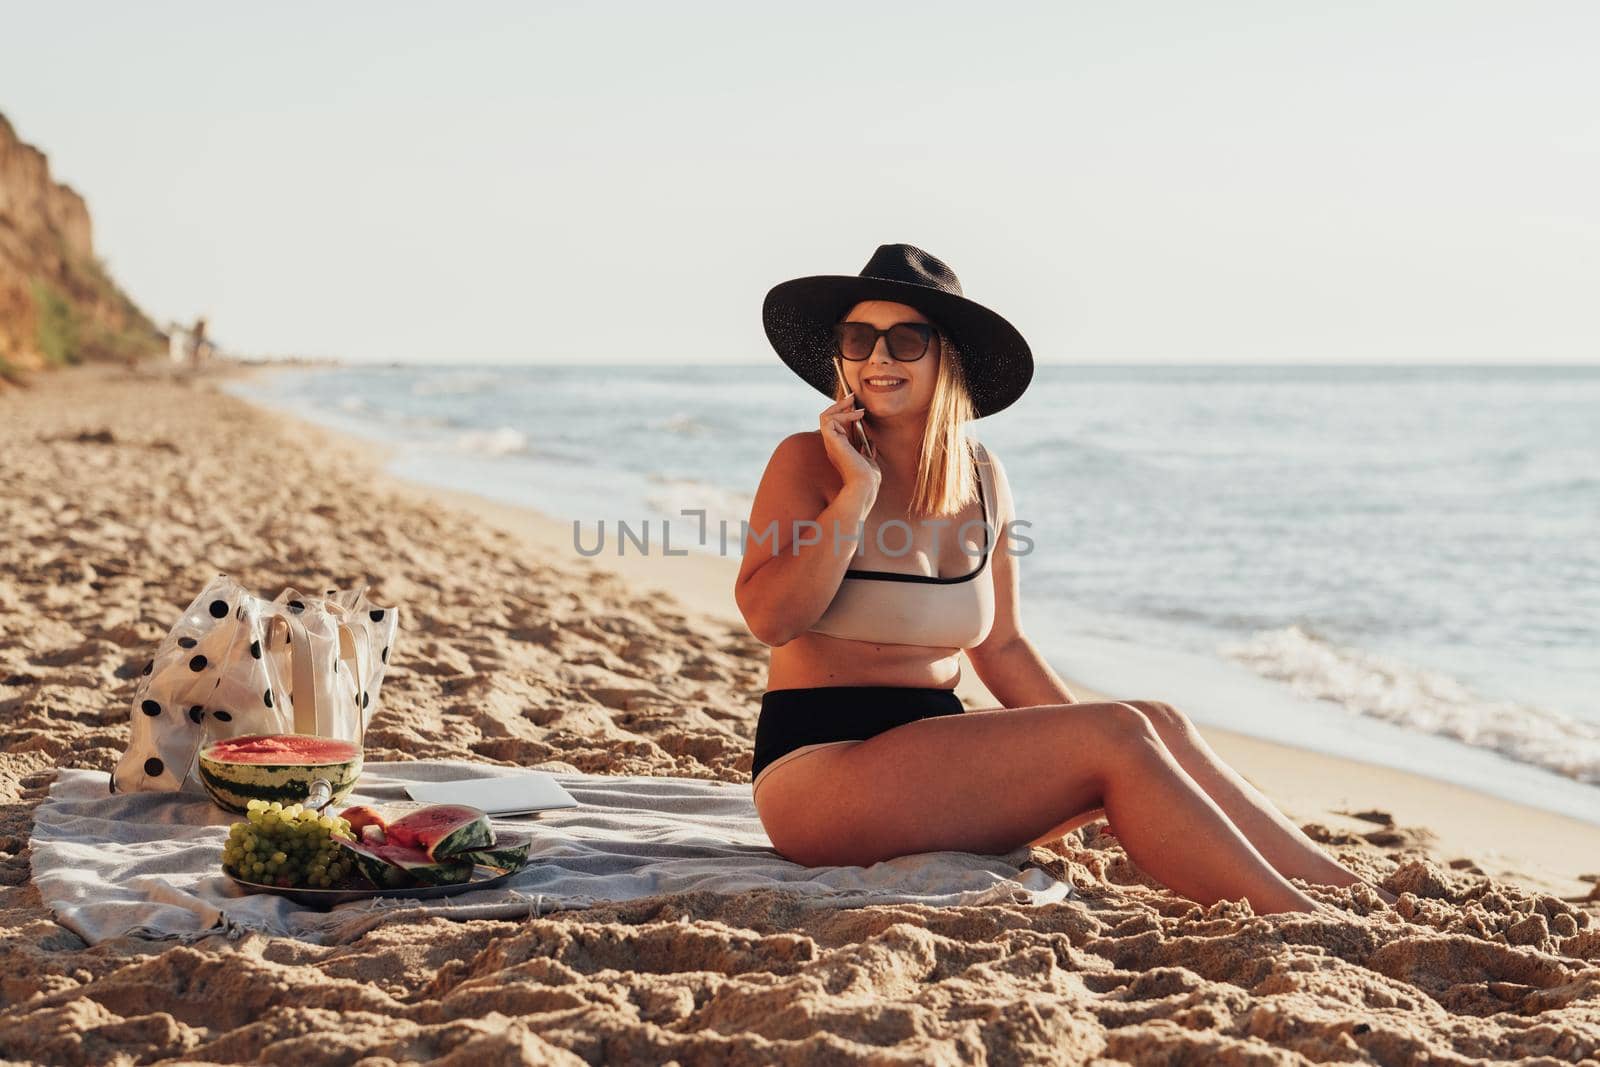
[0,112,162,382]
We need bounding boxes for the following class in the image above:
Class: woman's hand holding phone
[846,394,876,461]
[818,392,881,501]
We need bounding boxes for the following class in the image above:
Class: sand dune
[1,363,1597,1065]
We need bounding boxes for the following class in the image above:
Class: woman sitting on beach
[736,243,1397,916]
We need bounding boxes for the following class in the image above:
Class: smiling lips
[861,377,907,391]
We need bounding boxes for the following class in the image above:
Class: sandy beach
[3,362,1599,1065]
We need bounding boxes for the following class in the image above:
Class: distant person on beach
[738,243,1398,916]
[188,316,208,370]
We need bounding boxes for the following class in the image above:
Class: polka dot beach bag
[111,573,399,796]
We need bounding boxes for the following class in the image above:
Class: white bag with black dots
[111,574,400,796]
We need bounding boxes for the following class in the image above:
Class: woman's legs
[754,700,1326,915]
[1118,701,1398,904]
[1014,701,1397,905]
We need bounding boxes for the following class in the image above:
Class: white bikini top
[808,440,997,649]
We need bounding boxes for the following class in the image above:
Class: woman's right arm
[734,402,880,645]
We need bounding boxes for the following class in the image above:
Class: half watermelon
[197,734,362,814]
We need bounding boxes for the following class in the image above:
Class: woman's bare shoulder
[766,430,831,478]
[756,431,835,507]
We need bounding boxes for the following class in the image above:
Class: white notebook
[404,772,579,816]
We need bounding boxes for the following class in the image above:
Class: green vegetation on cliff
[30,279,77,366]
[27,237,163,368]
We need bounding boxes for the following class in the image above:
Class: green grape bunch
[221,799,358,889]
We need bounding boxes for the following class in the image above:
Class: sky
[3,1,1597,365]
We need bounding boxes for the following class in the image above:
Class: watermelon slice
[339,838,409,889]
[386,804,493,860]
[450,830,533,871]
[338,837,474,888]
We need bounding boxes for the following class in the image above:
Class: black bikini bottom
[752,685,965,782]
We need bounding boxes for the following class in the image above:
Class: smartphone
[849,398,874,459]
[835,357,875,460]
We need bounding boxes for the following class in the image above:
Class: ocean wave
[642,475,755,530]
[1220,625,1600,785]
[453,427,530,456]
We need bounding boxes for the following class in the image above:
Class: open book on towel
[404,771,579,816]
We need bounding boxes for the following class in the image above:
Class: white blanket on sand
[32,760,1074,946]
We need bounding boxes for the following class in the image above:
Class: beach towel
[32,760,1075,946]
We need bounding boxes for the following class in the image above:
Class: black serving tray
[226,859,529,908]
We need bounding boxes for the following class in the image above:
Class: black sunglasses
[831,321,936,362]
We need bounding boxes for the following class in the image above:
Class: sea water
[227,363,1600,824]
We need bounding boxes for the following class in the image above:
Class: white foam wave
[1220,625,1600,784]
[453,427,530,456]
[642,476,756,540]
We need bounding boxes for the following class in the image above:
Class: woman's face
[837,300,941,417]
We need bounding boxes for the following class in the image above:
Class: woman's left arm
[965,447,1080,708]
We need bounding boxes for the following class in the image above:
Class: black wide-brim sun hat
[762,243,1034,419]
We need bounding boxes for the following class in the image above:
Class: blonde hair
[832,326,979,517]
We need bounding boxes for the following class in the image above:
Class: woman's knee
[1120,699,1199,743]
[1090,701,1166,744]
[1042,701,1167,781]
